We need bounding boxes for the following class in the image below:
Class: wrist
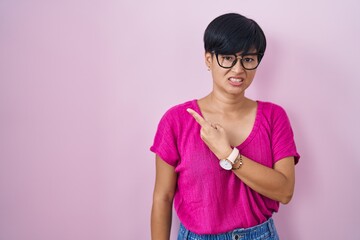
[232,153,243,170]
[219,147,240,170]
[218,147,233,160]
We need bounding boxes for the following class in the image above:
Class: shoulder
[165,99,197,115]
[162,99,196,119]
[159,99,197,125]
[257,101,291,125]
[258,101,287,116]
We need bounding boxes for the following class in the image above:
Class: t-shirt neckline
[191,99,262,150]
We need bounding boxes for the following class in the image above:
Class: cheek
[247,70,257,80]
[212,69,229,83]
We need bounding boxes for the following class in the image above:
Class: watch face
[219,160,232,170]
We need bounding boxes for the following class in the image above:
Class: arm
[187,108,296,204]
[151,155,177,240]
[232,156,295,204]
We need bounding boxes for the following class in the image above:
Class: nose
[231,59,245,73]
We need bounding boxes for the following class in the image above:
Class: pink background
[1,1,359,239]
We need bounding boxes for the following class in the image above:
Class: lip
[228,77,244,86]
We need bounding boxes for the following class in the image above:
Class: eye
[243,57,255,63]
[221,55,236,62]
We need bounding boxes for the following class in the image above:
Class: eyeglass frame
[212,51,264,70]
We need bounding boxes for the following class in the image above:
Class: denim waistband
[178,218,278,240]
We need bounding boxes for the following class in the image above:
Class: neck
[207,91,250,114]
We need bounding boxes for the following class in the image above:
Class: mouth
[228,77,244,86]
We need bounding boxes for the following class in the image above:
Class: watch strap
[226,148,239,164]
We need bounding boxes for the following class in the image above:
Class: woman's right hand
[186,108,232,160]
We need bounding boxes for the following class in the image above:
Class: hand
[187,108,232,159]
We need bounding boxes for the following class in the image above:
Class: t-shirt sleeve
[150,110,180,167]
[271,105,300,164]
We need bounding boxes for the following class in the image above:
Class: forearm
[186,107,296,204]
[232,156,295,204]
[151,197,173,240]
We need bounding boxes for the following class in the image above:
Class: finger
[213,123,223,130]
[186,108,209,127]
[210,122,217,129]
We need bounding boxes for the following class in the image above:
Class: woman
[150,13,300,240]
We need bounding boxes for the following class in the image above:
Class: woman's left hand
[187,108,232,159]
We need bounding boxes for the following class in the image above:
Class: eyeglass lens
[217,54,260,70]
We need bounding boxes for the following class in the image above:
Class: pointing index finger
[186,108,208,127]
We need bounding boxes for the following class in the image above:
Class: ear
[204,52,213,70]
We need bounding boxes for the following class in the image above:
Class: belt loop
[267,218,274,237]
[184,230,189,240]
[183,225,189,240]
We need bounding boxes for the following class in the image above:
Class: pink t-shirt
[150,100,300,234]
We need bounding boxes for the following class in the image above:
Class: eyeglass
[213,52,263,70]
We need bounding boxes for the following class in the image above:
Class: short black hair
[204,13,266,58]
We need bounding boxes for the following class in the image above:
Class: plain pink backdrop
[1,0,359,239]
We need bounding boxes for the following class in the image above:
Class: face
[205,51,258,97]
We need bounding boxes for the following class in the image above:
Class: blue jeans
[177,218,279,240]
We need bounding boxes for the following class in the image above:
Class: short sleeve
[271,105,300,164]
[150,110,180,166]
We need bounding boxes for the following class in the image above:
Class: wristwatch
[219,148,239,170]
